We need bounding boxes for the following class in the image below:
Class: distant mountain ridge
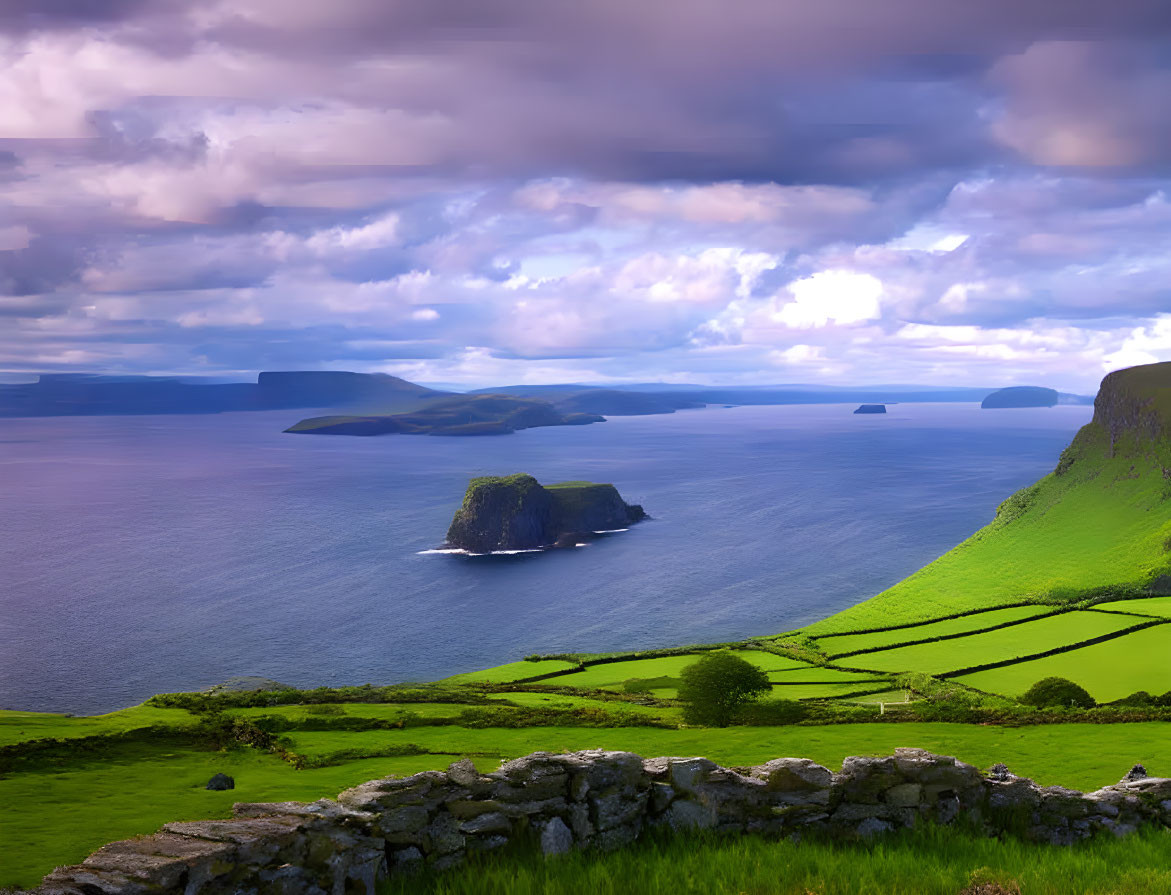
[0,371,448,417]
[0,370,1093,418]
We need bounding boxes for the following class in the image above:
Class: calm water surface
[0,403,1091,714]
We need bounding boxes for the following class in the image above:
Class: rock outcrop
[35,748,1171,895]
[1090,361,1171,455]
[444,474,646,553]
[853,404,887,414]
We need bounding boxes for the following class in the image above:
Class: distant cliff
[1089,361,1171,455]
[286,395,603,437]
[981,386,1059,409]
[445,474,646,552]
[0,371,448,417]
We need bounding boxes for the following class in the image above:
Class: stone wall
[35,748,1171,894]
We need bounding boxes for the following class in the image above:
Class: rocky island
[981,386,1059,409]
[285,395,603,436]
[444,473,647,553]
[853,404,887,414]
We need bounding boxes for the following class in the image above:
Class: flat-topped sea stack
[444,473,647,553]
[981,386,1058,409]
[853,404,886,414]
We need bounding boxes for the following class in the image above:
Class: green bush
[677,651,771,727]
[1020,677,1096,709]
[622,676,680,694]
[1114,691,1156,706]
[733,699,807,726]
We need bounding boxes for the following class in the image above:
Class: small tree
[678,651,771,726]
[1020,676,1095,709]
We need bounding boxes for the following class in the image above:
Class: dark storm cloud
[0,0,152,32]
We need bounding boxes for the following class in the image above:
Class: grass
[545,651,811,691]
[382,824,1171,895]
[442,659,579,684]
[768,666,892,684]
[491,692,683,720]
[841,611,1142,675]
[0,705,197,747]
[545,655,705,689]
[1096,595,1171,617]
[274,722,1171,789]
[8,711,1171,887]
[815,606,1051,656]
[227,702,487,721]
[768,682,890,700]
[955,624,1171,702]
[0,741,493,890]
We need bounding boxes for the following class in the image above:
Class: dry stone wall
[35,748,1171,894]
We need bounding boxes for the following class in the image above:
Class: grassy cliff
[807,363,1171,634]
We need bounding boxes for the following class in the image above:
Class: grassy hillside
[808,362,1171,634]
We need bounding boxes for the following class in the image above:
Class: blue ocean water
[0,403,1091,714]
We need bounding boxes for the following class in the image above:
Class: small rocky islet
[442,473,647,553]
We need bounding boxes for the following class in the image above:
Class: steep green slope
[807,362,1171,635]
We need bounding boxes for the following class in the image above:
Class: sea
[0,402,1092,715]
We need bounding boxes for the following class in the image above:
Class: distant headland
[0,370,1093,424]
[442,474,647,553]
[286,395,603,437]
[981,386,1059,409]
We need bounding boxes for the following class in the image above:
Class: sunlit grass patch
[843,611,1140,675]
[955,625,1171,703]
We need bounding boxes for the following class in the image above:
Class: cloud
[2,2,1171,390]
[775,271,885,329]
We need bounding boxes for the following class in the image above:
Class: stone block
[540,817,574,856]
[458,812,512,835]
[750,758,833,793]
[884,783,922,808]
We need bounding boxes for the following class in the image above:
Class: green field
[841,611,1144,675]
[536,650,798,690]
[955,624,1171,702]
[1096,596,1171,618]
[442,659,579,684]
[767,682,889,700]
[815,605,1050,655]
[766,665,881,682]
[0,705,197,747]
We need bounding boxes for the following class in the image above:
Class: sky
[2,1,1171,391]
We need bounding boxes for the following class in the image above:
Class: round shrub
[1115,691,1155,706]
[678,651,771,727]
[1019,677,1095,709]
